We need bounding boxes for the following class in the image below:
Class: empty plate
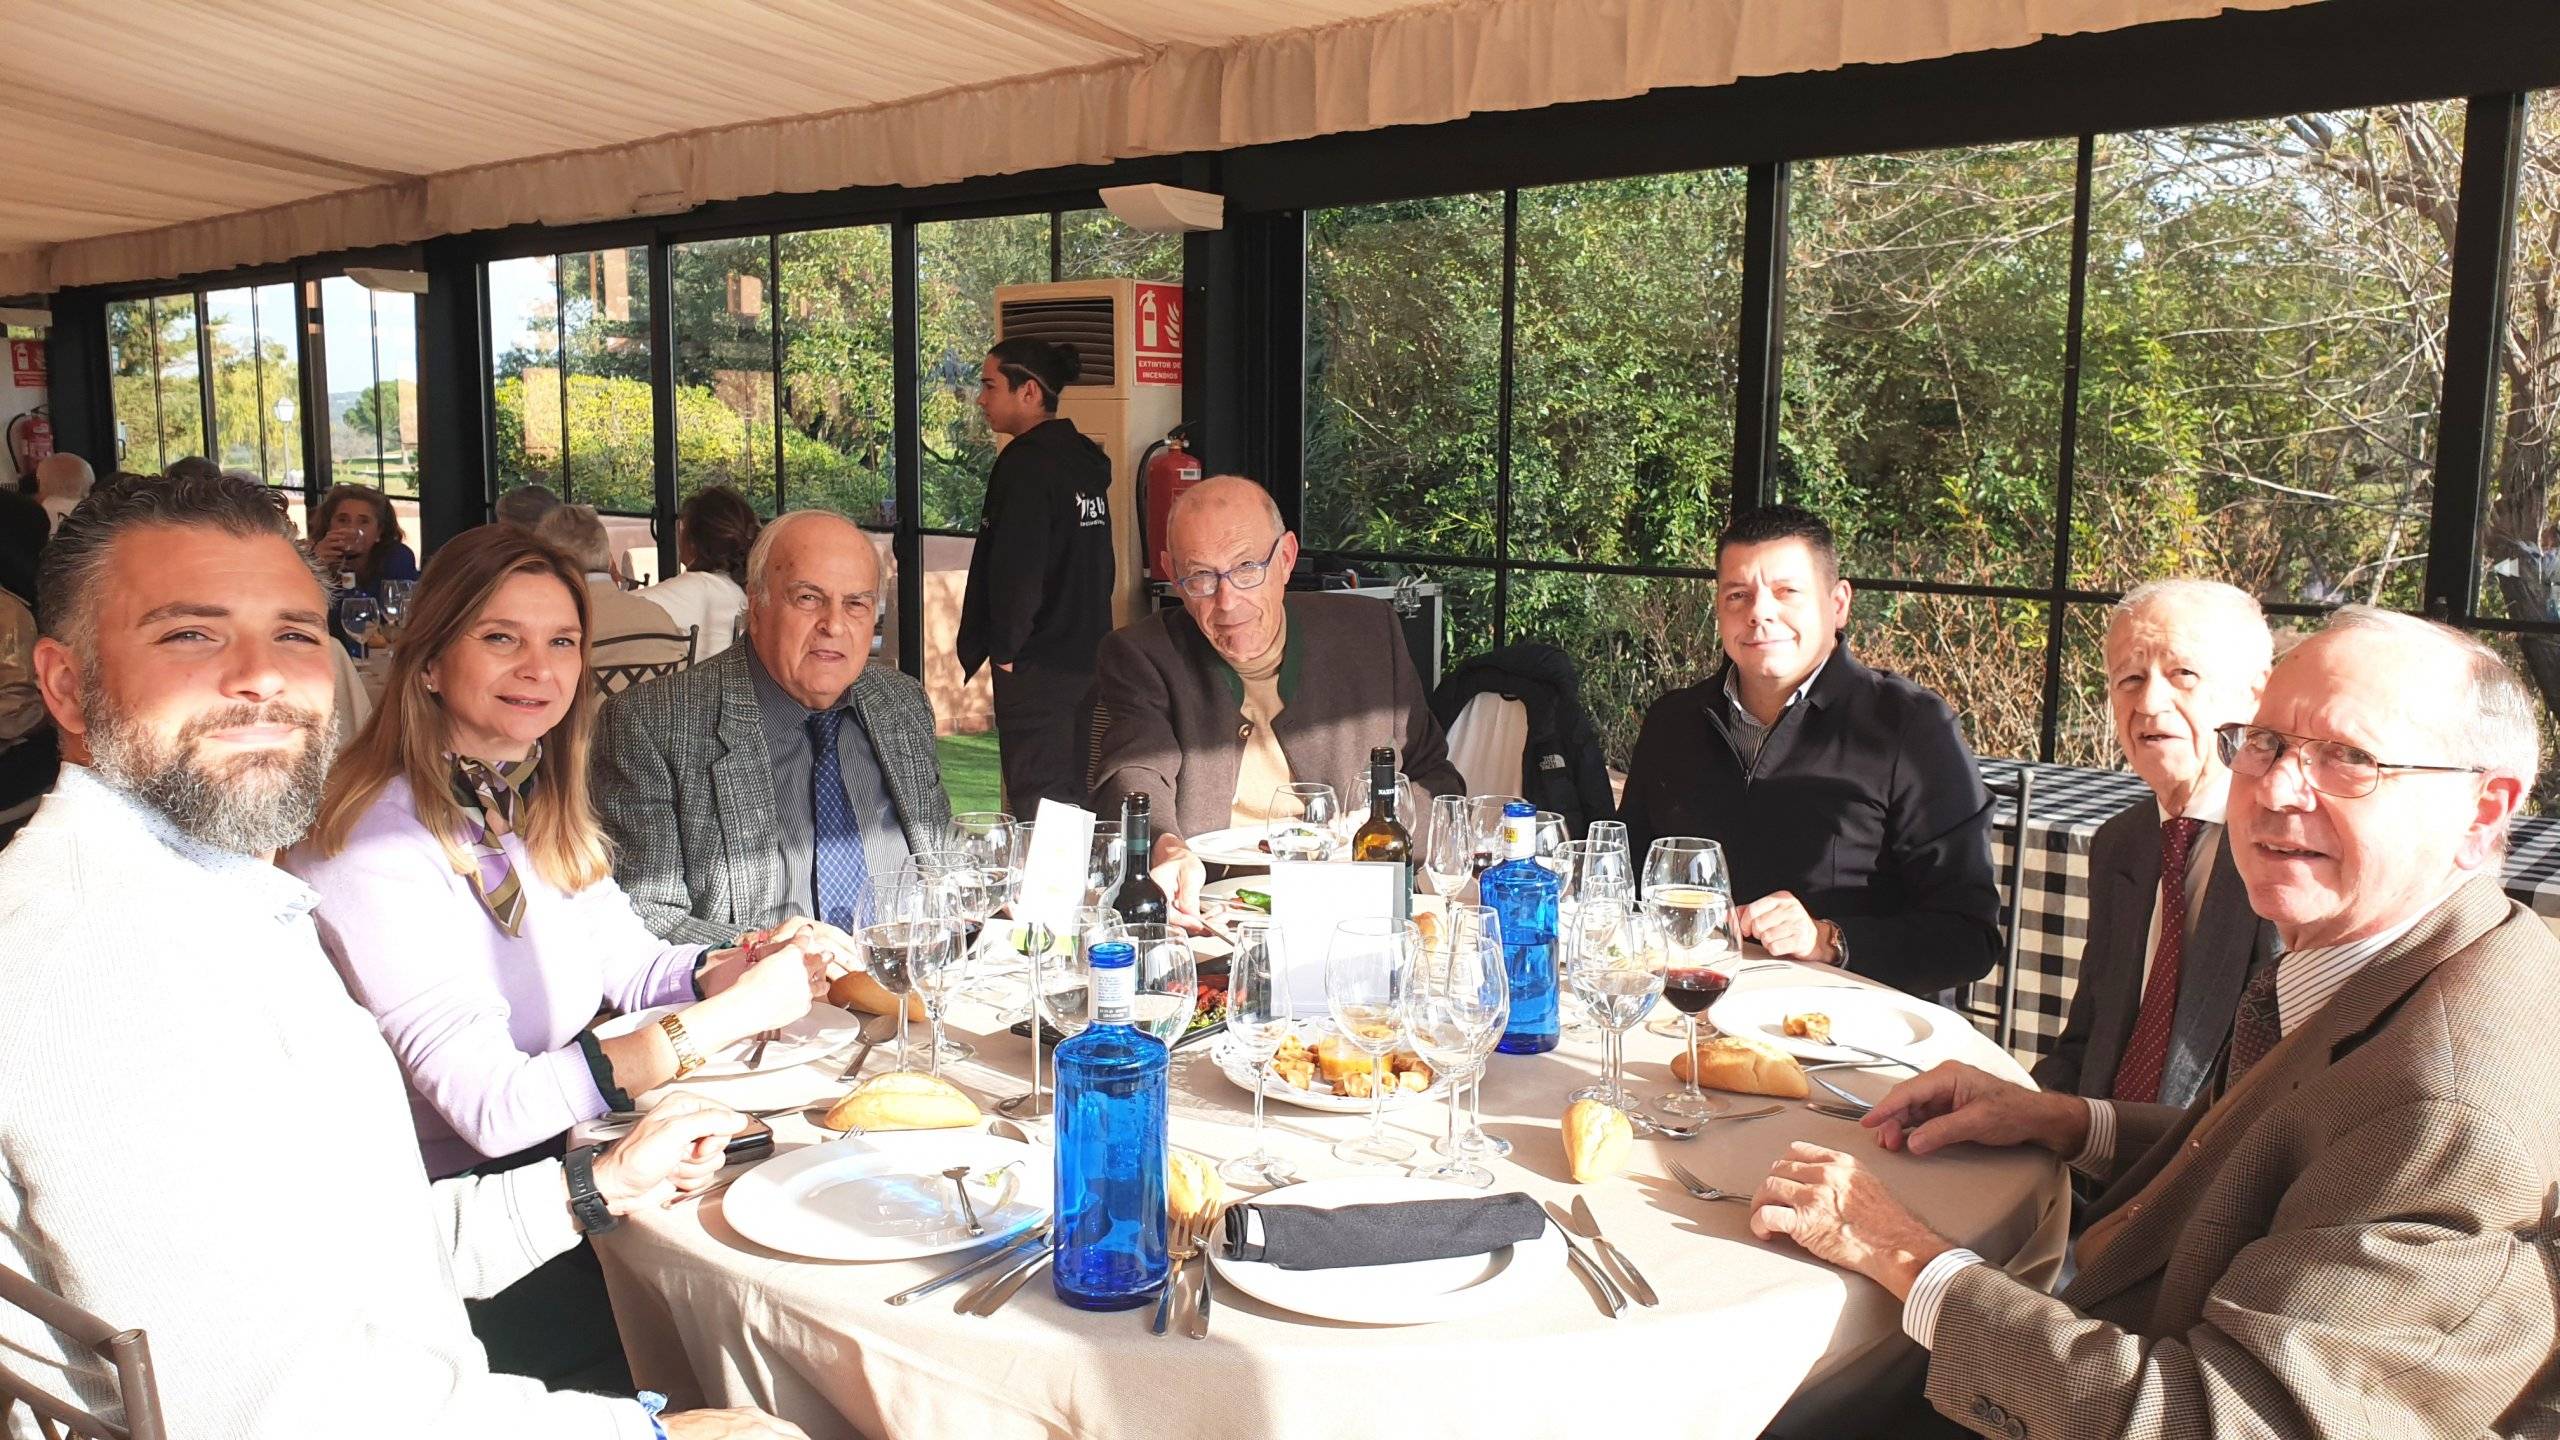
[722,1130,1049,1262]
[1209,1176,1567,1325]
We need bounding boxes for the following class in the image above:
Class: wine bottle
[1349,746,1412,869]
[1051,939,1170,1311]
[1111,794,1168,926]
[1478,800,1561,1054]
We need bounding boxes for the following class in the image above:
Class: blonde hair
[308,525,612,893]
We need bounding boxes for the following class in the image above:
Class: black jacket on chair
[2031,795,2277,1110]
[1429,643,1616,838]
[1617,642,2003,996]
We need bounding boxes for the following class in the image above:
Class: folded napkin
[1223,1191,1548,1270]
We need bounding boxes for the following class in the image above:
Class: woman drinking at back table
[309,481,419,601]
[286,525,839,1381]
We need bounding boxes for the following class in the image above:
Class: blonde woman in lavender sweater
[286,524,833,1384]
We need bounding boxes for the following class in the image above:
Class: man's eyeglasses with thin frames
[2213,722,2483,800]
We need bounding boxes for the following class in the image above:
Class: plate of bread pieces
[729,1075,1046,1262]
[595,1003,867,1078]
[1210,1022,1449,1113]
[1705,984,1936,1067]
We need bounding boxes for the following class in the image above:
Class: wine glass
[1219,916,1300,1187]
[1586,820,1630,861]
[1532,811,1570,872]
[1641,836,1729,1036]
[858,914,947,1074]
[1326,917,1418,1165]
[338,593,381,660]
[906,918,970,1078]
[1563,901,1665,1111]
[1119,923,1197,1045]
[1648,843,1741,1117]
[1429,905,1513,1160]
[1406,919,1509,1187]
[378,580,414,646]
[1421,795,1473,900]
[885,853,979,1064]
[947,811,1021,957]
[1267,783,1339,862]
[1466,795,1524,876]
[1553,840,1630,1042]
[1039,906,1122,1049]
[1083,820,1126,906]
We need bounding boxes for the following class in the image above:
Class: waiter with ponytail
[958,337,1115,810]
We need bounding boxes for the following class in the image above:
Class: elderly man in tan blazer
[1748,606,2560,1439]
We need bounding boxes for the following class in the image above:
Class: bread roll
[823,1071,981,1133]
[1563,1098,1633,1183]
[1671,1030,1810,1099]
[829,970,925,1021]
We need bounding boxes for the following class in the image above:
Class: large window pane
[1512,172,1746,566]
[561,247,654,514]
[917,214,1048,529]
[1303,195,1503,558]
[2075,105,2461,607]
[1853,591,2050,761]
[1504,571,1719,768]
[1058,209,1183,282]
[107,296,182,473]
[203,283,303,487]
[255,283,304,487]
[671,236,779,514]
[1784,141,2077,587]
[779,224,896,524]
[2481,94,2560,732]
[322,276,421,498]
[489,255,563,495]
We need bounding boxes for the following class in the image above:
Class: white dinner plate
[1209,1027,1449,1113]
[1199,875,1270,905]
[1707,984,1936,1064]
[722,1130,1049,1262]
[1185,826,1278,868]
[1209,1176,1567,1325]
[594,1003,861,1078]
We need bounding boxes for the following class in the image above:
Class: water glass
[1326,918,1418,1165]
[1466,796,1524,875]
[1406,917,1508,1187]
[1421,795,1474,900]
[905,919,970,1077]
[338,594,381,659]
[378,579,414,641]
[886,853,980,1064]
[1429,906,1512,1160]
[1219,917,1300,1187]
[1563,901,1665,1111]
[1586,819,1630,860]
[1267,783,1340,861]
[859,916,948,1073]
[1532,811,1570,872]
[1083,820,1126,906]
[1118,923,1197,1045]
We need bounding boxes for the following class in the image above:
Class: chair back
[1946,765,2036,1055]
[591,625,699,697]
[0,1265,167,1440]
[1444,692,1528,797]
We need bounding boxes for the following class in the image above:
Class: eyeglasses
[2213,722,2483,800]
[1171,535,1284,599]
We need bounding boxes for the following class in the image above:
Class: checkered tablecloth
[1965,759,2560,1067]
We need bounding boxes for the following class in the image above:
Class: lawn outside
[935,731,1003,816]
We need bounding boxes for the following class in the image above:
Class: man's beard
[83,673,332,856]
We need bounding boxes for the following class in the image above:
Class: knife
[1807,1101,1873,1122]
[1832,1040,1921,1071]
[1809,1070,1877,1110]
[1539,1205,1626,1318]
[966,1247,1056,1316]
[1567,1195,1659,1307]
[1187,1240,1216,1339]
[884,1223,1047,1306]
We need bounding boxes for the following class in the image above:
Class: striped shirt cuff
[2070,1098,2114,1173]
[1902,1247,1986,1349]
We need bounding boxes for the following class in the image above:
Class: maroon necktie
[2110,816,2204,1103]
[2225,961,2283,1087]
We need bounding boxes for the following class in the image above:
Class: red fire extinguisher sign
[8,339,44,388]
[1133,283,1182,386]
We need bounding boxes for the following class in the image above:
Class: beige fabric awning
[0,0,2323,297]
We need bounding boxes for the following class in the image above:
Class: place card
[1015,799,1094,946]
[1265,859,1406,1017]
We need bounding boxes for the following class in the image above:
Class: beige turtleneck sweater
[1227,613,1294,827]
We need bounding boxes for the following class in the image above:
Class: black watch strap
[564,1144,619,1235]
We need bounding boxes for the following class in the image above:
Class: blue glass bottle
[1480,800,1560,1054]
[1051,939,1170,1310]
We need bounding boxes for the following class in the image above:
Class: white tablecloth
[593,962,2068,1440]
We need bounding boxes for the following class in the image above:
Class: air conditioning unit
[995,278,1183,627]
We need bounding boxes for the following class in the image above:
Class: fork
[1664,1157,1752,1205]
[1153,1210,1206,1336]
[744,1029,778,1070]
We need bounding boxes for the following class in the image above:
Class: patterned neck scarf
[448,745,541,937]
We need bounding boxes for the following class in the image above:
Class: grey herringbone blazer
[1925,874,2560,1439]
[592,646,951,947]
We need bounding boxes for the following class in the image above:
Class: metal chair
[1947,764,2035,1055]
[0,1265,168,1440]
[590,625,699,697]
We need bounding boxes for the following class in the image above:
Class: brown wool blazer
[1927,874,2560,1439]
[1090,592,1465,841]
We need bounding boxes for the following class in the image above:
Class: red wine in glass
[1661,968,1730,1015]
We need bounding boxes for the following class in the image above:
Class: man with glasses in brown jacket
[1091,475,1464,922]
[1746,606,2560,1439]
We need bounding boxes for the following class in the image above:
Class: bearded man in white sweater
[0,472,803,1440]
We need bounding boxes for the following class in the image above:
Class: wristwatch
[1817,919,1850,968]
[657,1011,706,1079]
[564,1143,619,1235]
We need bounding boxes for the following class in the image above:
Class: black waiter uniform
[956,416,1115,810]
[1616,642,2003,996]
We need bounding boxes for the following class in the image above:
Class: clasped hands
[1748,1061,2091,1299]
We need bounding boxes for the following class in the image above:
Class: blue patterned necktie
[807,709,870,932]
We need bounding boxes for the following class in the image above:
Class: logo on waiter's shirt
[1076,492,1108,527]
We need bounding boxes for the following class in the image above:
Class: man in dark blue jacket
[1618,504,2001,997]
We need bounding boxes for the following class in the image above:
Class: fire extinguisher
[1136,423,1203,582]
[5,406,52,479]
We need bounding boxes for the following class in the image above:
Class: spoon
[1630,1103,1783,1138]
[944,1164,986,1236]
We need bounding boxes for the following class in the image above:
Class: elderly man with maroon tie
[2031,579,2277,1113]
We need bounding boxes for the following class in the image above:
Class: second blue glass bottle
[1479,800,1560,1053]
[1051,939,1170,1309]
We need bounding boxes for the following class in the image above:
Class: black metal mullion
[769,231,786,514]
[892,218,924,678]
[298,277,331,504]
[2428,92,2527,625]
[647,241,680,580]
[1492,188,1519,644]
[2036,135,2099,763]
[1050,211,1064,281]
[1732,162,1789,516]
[368,287,388,481]
[193,291,215,461]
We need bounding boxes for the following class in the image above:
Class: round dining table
[591,956,2068,1440]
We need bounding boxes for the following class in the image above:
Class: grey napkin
[1223,1191,1548,1270]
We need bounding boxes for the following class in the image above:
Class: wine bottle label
[1092,962,1136,1025]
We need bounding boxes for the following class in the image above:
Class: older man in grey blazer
[1750,607,2560,1439]
[595,510,951,947]
[2034,580,2278,1114]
